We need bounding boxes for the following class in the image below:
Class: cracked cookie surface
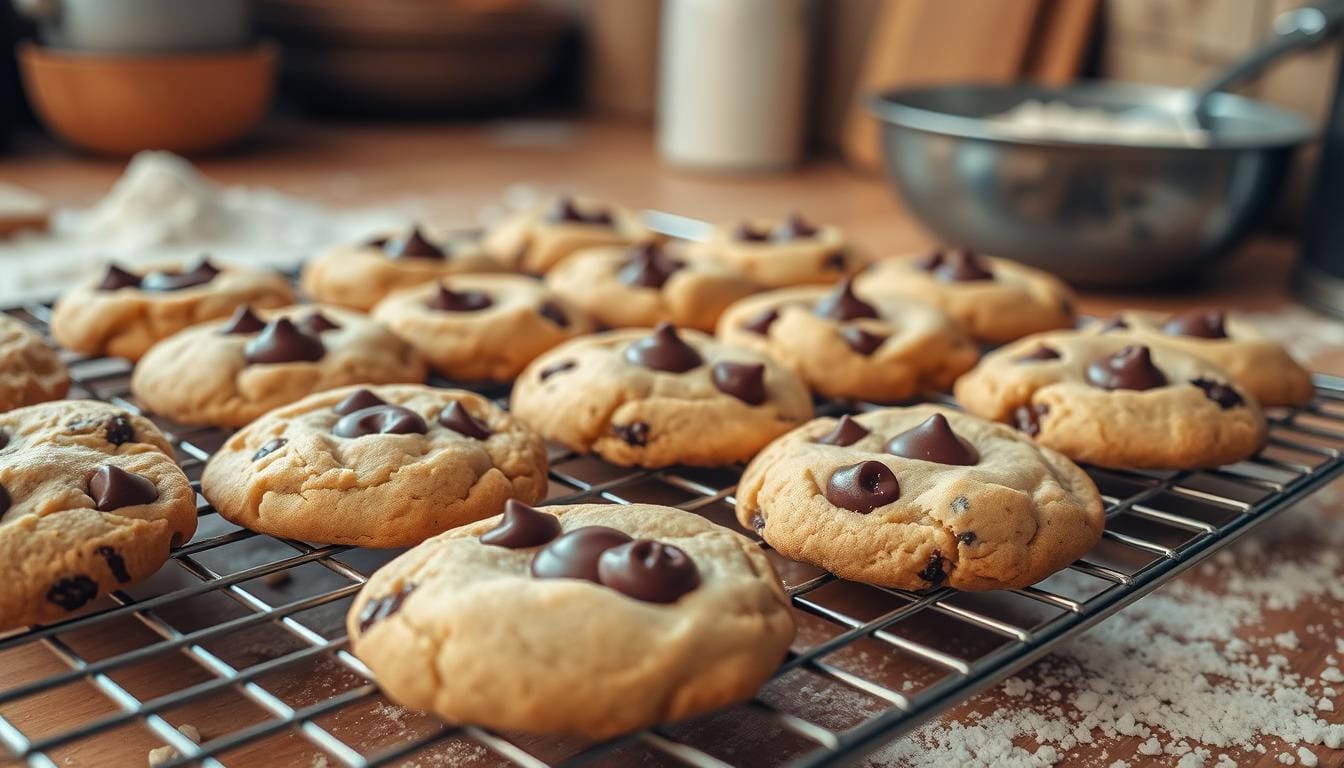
[0,401,197,630]
[510,324,813,467]
[736,405,1103,591]
[954,330,1267,469]
[0,315,69,412]
[202,384,549,547]
[691,214,859,288]
[482,195,652,275]
[347,502,795,738]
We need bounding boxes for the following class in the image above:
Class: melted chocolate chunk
[712,362,766,405]
[47,576,98,611]
[614,422,650,446]
[546,196,613,227]
[624,323,703,373]
[538,301,569,328]
[814,414,870,447]
[357,583,415,632]
[98,264,141,291]
[244,318,326,365]
[887,413,979,465]
[1098,315,1129,332]
[1192,378,1243,409]
[1017,345,1061,362]
[741,307,781,335]
[334,389,386,416]
[96,546,131,582]
[957,531,977,544]
[823,251,847,271]
[826,461,900,513]
[0,483,9,515]
[814,278,878,321]
[1086,345,1167,391]
[140,258,220,292]
[219,305,265,335]
[252,438,287,461]
[917,552,947,585]
[438,401,492,439]
[926,249,993,282]
[530,526,633,582]
[1163,309,1227,339]
[105,415,135,446]
[383,226,446,260]
[297,312,341,335]
[597,539,701,603]
[539,360,576,381]
[88,465,159,511]
[429,284,493,312]
[617,243,684,288]
[333,405,429,438]
[734,222,772,242]
[840,326,886,356]
[480,499,562,549]
[1013,403,1049,437]
[772,213,820,241]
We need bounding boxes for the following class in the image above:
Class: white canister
[657,0,812,171]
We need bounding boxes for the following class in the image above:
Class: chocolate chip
[618,243,684,288]
[741,307,781,335]
[1192,378,1243,409]
[103,415,135,446]
[814,277,878,321]
[712,362,766,405]
[917,551,947,585]
[334,389,386,415]
[357,583,415,632]
[96,546,131,583]
[734,222,772,242]
[823,251,847,271]
[840,326,886,355]
[624,323,703,373]
[1098,314,1128,332]
[383,226,446,260]
[887,414,979,465]
[597,539,701,603]
[613,421,651,446]
[438,401,492,439]
[98,264,141,291]
[926,249,993,282]
[1086,345,1167,391]
[1017,345,1061,362]
[297,312,341,335]
[531,526,632,582]
[429,284,493,312]
[1163,309,1227,339]
[957,532,977,544]
[772,212,820,241]
[0,484,9,515]
[89,465,158,511]
[333,405,428,438]
[546,196,613,226]
[750,513,765,532]
[539,360,576,381]
[263,571,292,588]
[47,576,98,611]
[244,318,326,365]
[826,461,900,513]
[252,438,287,461]
[0,430,7,450]
[1013,403,1049,436]
[219,305,265,335]
[480,499,562,549]
[140,258,220,292]
[815,415,870,447]
[364,235,390,249]
[538,301,570,328]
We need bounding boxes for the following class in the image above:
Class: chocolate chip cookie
[1087,309,1314,407]
[202,385,549,547]
[691,213,858,288]
[0,401,197,630]
[511,323,813,467]
[856,250,1077,344]
[131,305,428,428]
[0,314,69,412]
[299,225,504,311]
[482,195,654,275]
[51,258,295,362]
[371,275,595,382]
[716,277,979,402]
[347,502,794,738]
[544,241,758,332]
[954,331,1267,469]
[738,406,1103,591]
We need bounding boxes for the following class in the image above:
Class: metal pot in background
[1295,48,1344,318]
[12,0,252,52]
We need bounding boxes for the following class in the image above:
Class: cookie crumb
[147,724,201,767]
[263,571,293,589]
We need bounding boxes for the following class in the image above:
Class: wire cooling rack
[1,300,1342,768]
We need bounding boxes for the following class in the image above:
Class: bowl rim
[16,39,278,65]
[866,80,1313,151]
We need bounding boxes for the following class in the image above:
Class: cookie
[299,225,504,311]
[545,241,758,332]
[131,305,428,428]
[0,401,197,630]
[1086,309,1314,407]
[201,385,549,547]
[954,331,1267,469]
[482,195,653,275]
[856,249,1077,344]
[347,501,794,738]
[50,258,295,362]
[737,405,1104,591]
[371,275,595,382]
[716,277,979,402]
[511,323,812,467]
[0,315,69,412]
[691,213,858,288]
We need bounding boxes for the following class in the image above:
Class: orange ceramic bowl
[18,42,276,156]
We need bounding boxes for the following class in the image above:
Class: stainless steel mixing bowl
[867,82,1313,287]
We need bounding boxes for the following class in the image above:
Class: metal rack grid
[0,299,1341,768]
